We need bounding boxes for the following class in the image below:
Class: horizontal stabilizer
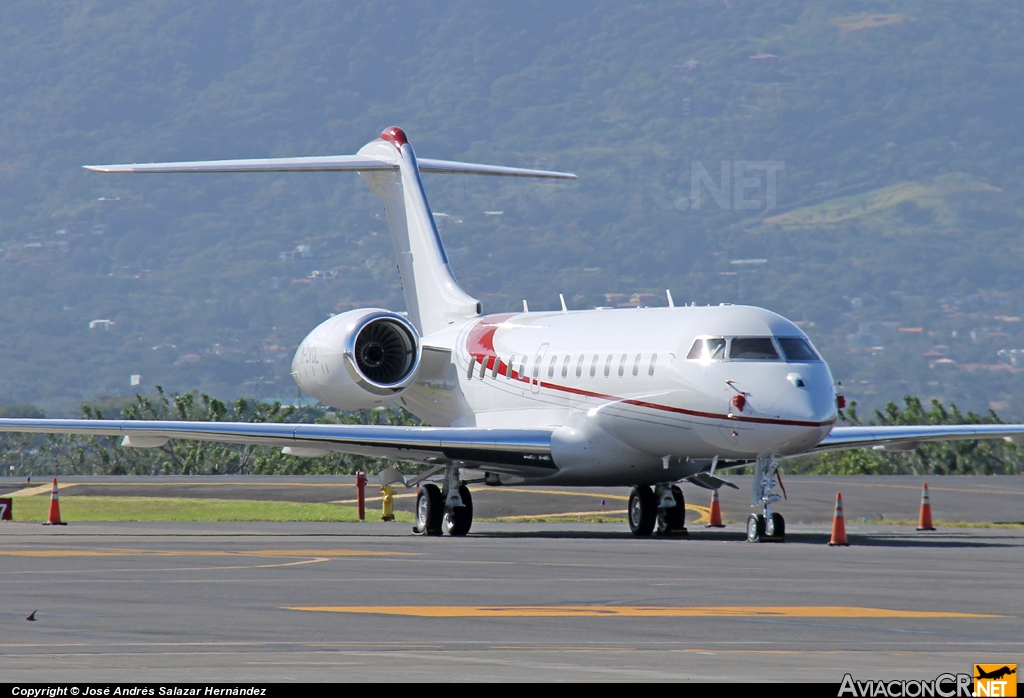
[83,154,396,174]
[417,158,576,179]
[85,156,575,179]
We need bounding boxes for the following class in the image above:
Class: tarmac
[1,476,1022,682]
[3,474,1024,524]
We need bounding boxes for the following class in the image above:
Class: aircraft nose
[769,383,837,424]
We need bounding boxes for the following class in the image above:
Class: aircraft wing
[0,419,555,473]
[809,424,1024,453]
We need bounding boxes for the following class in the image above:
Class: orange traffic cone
[828,492,848,546]
[43,477,66,526]
[706,490,725,528]
[916,482,936,531]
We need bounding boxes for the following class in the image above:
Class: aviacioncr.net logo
[974,665,1017,697]
[838,673,973,698]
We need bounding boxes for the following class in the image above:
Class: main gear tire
[441,485,474,536]
[628,485,657,537]
[414,483,443,536]
[656,485,687,535]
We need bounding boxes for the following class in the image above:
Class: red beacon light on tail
[380,126,408,149]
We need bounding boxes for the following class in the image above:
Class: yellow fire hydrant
[381,484,395,522]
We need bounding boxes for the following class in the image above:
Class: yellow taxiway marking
[482,487,629,500]
[332,493,418,504]
[495,509,627,520]
[3,483,80,498]
[283,605,1006,619]
[0,548,417,558]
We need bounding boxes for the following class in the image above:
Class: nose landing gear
[748,454,785,542]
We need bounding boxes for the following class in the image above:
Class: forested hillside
[2,1,1024,418]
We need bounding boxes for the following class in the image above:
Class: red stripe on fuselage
[466,313,517,364]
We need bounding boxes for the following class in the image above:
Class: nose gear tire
[766,512,785,540]
[746,513,766,543]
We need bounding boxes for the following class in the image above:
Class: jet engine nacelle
[291,308,421,410]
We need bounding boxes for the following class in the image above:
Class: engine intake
[353,317,417,386]
[339,310,421,397]
[292,308,422,410]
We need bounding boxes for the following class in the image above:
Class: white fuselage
[294,303,838,486]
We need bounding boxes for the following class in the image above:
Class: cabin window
[532,354,542,382]
[467,357,476,379]
[590,355,599,377]
[632,354,642,376]
[604,355,613,377]
[778,337,821,362]
[548,355,557,378]
[649,353,657,376]
[491,357,500,379]
[506,354,515,379]
[576,355,585,378]
[562,355,571,378]
[479,358,488,378]
[729,337,780,360]
[618,354,627,377]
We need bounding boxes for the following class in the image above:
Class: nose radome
[770,384,835,423]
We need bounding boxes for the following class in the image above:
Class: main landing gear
[628,484,688,537]
[413,466,474,537]
[747,454,785,543]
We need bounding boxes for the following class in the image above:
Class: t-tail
[85,127,576,335]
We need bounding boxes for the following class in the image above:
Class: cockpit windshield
[729,337,779,360]
[777,337,820,362]
[685,336,820,363]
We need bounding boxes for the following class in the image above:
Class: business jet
[3,126,1023,542]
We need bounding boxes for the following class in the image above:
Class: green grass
[10,495,414,523]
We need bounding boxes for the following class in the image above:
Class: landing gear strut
[414,466,474,537]
[748,453,785,542]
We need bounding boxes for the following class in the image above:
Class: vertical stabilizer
[357,128,481,335]
[84,125,575,335]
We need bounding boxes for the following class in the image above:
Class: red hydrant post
[356,470,367,521]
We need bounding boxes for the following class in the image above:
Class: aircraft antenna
[666,290,675,308]
[559,294,568,313]
[522,300,529,312]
